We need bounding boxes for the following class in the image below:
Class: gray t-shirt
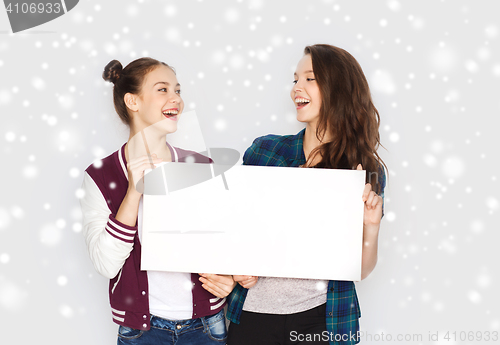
[242,277,328,314]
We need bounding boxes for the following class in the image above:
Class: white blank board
[140,165,366,281]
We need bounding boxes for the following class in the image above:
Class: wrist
[363,223,380,233]
[126,187,142,200]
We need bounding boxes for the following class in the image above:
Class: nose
[292,80,303,93]
[170,93,181,103]
[292,86,303,99]
[169,92,183,112]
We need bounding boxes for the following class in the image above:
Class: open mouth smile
[162,108,179,121]
[295,97,310,109]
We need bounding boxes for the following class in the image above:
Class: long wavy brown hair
[303,44,387,193]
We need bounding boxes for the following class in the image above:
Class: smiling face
[133,64,184,133]
[290,54,322,127]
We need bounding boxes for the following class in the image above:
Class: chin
[296,114,312,124]
[164,123,178,134]
[149,119,178,135]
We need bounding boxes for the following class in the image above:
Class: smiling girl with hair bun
[81,57,236,344]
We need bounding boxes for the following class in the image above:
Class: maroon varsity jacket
[80,142,225,330]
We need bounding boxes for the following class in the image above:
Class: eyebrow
[153,82,181,87]
[293,70,314,76]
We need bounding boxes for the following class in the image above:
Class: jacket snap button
[143,323,147,328]
[142,291,146,295]
[143,315,147,319]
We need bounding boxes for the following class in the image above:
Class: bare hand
[233,275,259,289]
[357,164,383,227]
[198,274,237,298]
[127,153,163,195]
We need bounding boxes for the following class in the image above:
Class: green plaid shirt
[226,128,386,345]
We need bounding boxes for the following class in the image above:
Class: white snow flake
[23,165,38,179]
[31,77,46,90]
[0,281,28,311]
[485,197,499,211]
[389,132,400,143]
[40,223,63,246]
[387,0,401,11]
[214,119,226,131]
[485,24,498,38]
[468,290,482,304]
[370,70,396,94]
[59,304,74,318]
[0,253,10,264]
[164,5,177,17]
[57,276,68,286]
[225,8,239,23]
[385,211,396,222]
[72,221,82,233]
[441,156,465,179]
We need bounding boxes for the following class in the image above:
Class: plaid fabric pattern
[226,129,386,345]
[328,280,361,344]
[225,283,248,324]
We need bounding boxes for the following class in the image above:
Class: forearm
[115,189,142,227]
[360,224,380,280]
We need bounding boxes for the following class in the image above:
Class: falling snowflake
[40,223,63,246]
[468,290,482,304]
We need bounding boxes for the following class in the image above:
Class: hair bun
[102,60,123,84]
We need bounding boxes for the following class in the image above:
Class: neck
[126,125,172,163]
[303,122,331,163]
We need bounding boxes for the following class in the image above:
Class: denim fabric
[117,309,227,345]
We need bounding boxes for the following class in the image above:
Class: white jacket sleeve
[80,172,137,279]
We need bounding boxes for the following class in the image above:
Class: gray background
[0,0,498,344]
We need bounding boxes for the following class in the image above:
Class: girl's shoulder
[84,147,121,177]
[83,145,130,200]
[251,130,303,148]
[243,129,305,166]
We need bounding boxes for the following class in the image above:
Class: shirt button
[192,282,195,286]
[176,324,182,330]
[142,291,146,295]
[194,313,197,316]
[194,304,196,307]
[328,312,333,316]
[143,323,147,328]
[143,315,147,320]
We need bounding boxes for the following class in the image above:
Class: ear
[124,93,140,112]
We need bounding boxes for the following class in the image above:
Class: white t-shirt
[137,165,193,320]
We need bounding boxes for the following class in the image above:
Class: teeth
[295,98,310,104]
[162,110,178,115]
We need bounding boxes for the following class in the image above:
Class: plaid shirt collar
[288,128,306,166]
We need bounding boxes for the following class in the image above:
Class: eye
[307,78,315,81]
[175,89,181,94]
[158,88,167,92]
[292,80,298,84]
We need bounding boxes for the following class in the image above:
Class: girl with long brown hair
[226,44,387,345]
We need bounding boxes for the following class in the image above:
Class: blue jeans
[117,310,227,344]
